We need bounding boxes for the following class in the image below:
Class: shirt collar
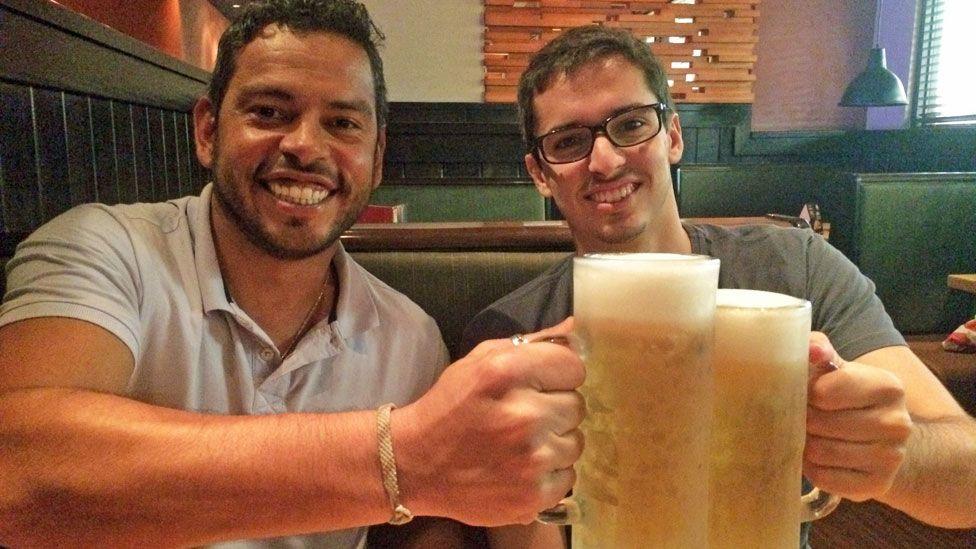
[329,243,380,339]
[187,184,232,315]
[187,185,380,338]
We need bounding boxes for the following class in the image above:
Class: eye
[329,117,363,131]
[617,116,648,133]
[550,131,586,151]
[249,105,289,123]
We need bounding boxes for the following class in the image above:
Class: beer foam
[574,254,720,324]
[715,289,811,365]
[716,289,808,310]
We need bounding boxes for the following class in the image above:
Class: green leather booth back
[350,250,568,359]
[676,164,856,256]
[847,173,976,334]
[370,184,545,222]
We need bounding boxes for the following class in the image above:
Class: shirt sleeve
[0,206,143,357]
[804,232,905,360]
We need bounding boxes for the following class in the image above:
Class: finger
[538,467,576,509]
[541,428,585,471]
[808,362,905,412]
[802,460,897,502]
[534,389,586,433]
[808,331,844,380]
[528,317,575,342]
[804,434,906,474]
[509,344,585,392]
[807,403,913,442]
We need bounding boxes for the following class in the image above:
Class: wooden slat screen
[484,0,759,103]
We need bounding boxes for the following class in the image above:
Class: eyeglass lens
[539,105,663,164]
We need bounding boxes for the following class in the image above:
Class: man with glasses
[463,24,976,547]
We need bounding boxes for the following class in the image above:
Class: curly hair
[208,0,387,126]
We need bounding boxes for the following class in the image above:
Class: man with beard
[463,24,976,548]
[0,1,584,547]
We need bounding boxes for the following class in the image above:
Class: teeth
[268,182,329,205]
[590,183,636,204]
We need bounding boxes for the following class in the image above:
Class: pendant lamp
[839,0,908,106]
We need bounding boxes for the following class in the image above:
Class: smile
[587,182,638,204]
[266,181,331,206]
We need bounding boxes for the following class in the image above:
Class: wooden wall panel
[484,0,759,103]
[0,82,209,234]
[0,82,41,233]
[90,98,120,205]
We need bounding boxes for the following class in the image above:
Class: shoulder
[693,222,817,252]
[461,256,573,353]
[345,255,443,339]
[22,198,193,254]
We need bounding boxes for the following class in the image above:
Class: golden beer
[572,254,719,549]
[709,289,811,549]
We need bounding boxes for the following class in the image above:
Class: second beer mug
[539,253,720,548]
[709,289,841,548]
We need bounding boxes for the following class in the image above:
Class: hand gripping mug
[538,253,721,548]
[708,289,840,548]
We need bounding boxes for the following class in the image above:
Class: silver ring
[511,334,527,347]
[826,361,841,371]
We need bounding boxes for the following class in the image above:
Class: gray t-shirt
[462,223,904,359]
[460,223,905,548]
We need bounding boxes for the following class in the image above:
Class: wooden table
[948,273,976,295]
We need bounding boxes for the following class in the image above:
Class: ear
[525,153,553,198]
[666,112,684,165]
[371,125,386,190]
[193,97,218,169]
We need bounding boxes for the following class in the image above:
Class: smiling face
[194,26,385,260]
[525,55,685,254]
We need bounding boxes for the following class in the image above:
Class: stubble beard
[210,149,375,261]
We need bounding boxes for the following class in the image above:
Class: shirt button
[259,348,275,361]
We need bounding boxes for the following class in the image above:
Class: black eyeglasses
[532,103,669,164]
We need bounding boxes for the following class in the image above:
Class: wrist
[388,403,436,517]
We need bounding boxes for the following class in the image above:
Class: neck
[575,212,691,255]
[210,198,339,350]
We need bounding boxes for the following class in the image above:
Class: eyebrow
[546,102,653,134]
[234,86,375,117]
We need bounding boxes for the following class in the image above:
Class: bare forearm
[880,415,976,528]
[0,388,390,546]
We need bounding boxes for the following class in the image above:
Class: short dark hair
[516,25,674,152]
[208,0,387,126]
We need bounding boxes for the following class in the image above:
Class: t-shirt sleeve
[0,206,143,357]
[804,233,905,360]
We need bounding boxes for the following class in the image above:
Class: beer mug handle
[536,497,581,525]
[800,487,841,522]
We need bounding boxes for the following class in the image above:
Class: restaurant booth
[1,0,975,545]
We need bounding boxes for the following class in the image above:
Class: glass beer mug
[708,289,840,548]
[539,253,720,548]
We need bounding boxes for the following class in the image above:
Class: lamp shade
[839,47,908,107]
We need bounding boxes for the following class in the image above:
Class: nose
[587,134,626,176]
[278,116,330,167]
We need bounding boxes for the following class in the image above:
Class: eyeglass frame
[530,103,670,165]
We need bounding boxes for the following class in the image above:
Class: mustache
[255,154,339,183]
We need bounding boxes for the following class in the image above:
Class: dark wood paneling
[0,0,208,111]
[89,98,119,204]
[113,102,138,205]
[33,88,72,221]
[0,82,41,232]
[161,111,181,199]
[131,105,155,203]
[146,108,167,201]
[64,92,97,206]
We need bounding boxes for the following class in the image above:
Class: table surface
[948,274,976,295]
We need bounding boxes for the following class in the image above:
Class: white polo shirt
[0,185,449,547]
